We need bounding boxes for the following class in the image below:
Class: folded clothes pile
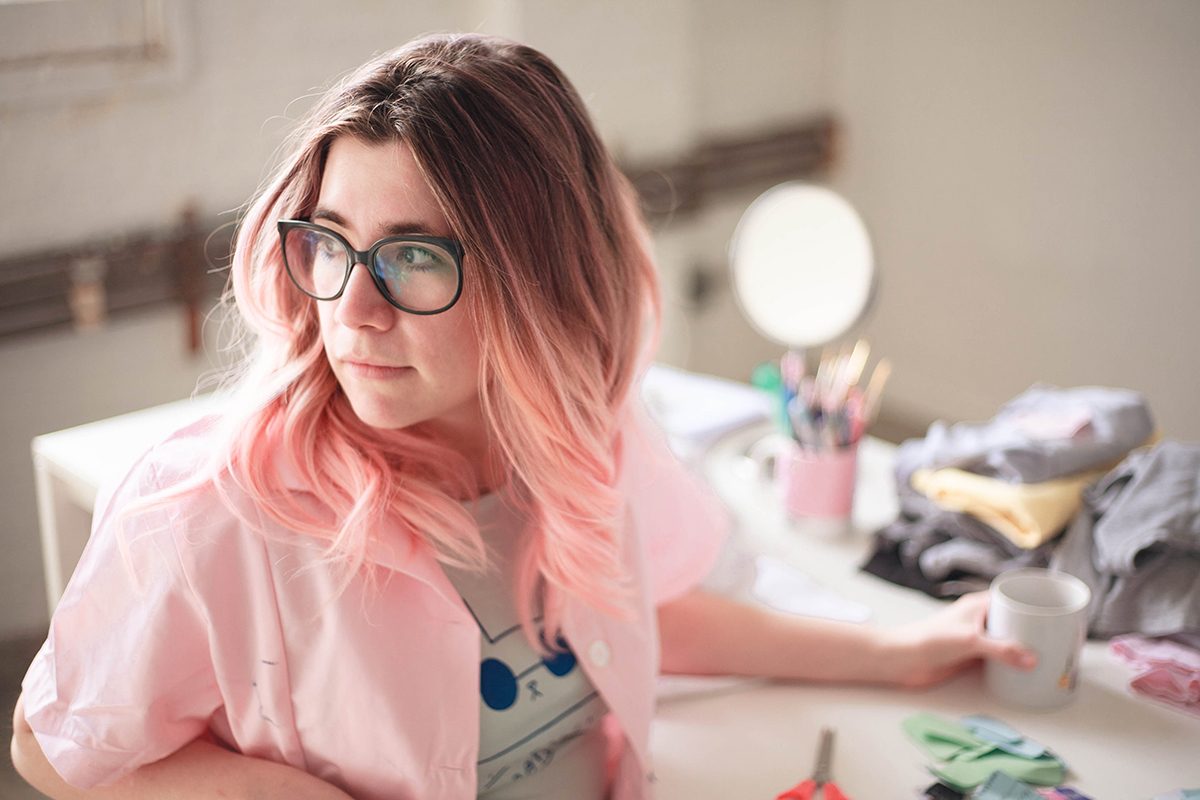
[864,384,1154,599]
[903,713,1067,792]
[1109,633,1200,717]
[1049,442,1200,638]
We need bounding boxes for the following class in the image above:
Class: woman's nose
[333,260,395,330]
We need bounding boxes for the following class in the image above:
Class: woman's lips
[343,360,413,379]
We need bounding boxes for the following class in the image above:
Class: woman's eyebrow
[311,206,445,237]
[310,207,348,227]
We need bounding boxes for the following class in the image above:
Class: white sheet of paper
[640,363,772,455]
[750,555,872,623]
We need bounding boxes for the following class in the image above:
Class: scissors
[774,727,850,800]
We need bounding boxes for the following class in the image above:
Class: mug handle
[743,432,793,483]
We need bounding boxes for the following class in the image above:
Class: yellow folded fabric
[911,467,1105,549]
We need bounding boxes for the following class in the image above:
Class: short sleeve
[620,403,732,605]
[21,449,221,788]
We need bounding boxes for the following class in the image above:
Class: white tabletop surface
[32,393,223,509]
[652,424,1200,799]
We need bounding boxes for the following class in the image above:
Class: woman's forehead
[317,136,451,241]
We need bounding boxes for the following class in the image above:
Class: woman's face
[313,136,485,450]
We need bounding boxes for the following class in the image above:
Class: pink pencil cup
[777,443,859,520]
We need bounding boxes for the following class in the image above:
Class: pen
[839,339,871,403]
[781,349,806,395]
[787,396,819,451]
[861,358,892,427]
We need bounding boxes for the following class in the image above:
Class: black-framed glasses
[277,220,465,315]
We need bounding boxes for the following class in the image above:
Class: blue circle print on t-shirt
[542,647,576,676]
[480,657,518,710]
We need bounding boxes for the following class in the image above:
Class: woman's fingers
[955,590,991,621]
[976,632,1038,669]
[956,590,1038,670]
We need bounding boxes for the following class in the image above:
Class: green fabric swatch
[934,753,1065,792]
[902,712,983,761]
[902,713,1067,791]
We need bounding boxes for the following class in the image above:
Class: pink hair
[138,33,662,648]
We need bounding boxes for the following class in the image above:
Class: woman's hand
[879,591,1038,688]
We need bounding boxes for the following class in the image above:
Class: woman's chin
[345,397,417,431]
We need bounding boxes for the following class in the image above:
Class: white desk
[29,396,1200,796]
[653,423,1200,798]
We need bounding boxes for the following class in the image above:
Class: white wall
[825,0,1200,440]
[0,0,461,255]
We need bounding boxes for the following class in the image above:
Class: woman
[11,32,1034,800]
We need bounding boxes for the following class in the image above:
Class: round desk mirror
[729,183,876,349]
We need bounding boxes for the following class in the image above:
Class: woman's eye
[317,238,341,259]
[403,246,437,266]
[399,246,451,272]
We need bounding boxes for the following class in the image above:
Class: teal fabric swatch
[962,715,1047,759]
[973,771,1042,800]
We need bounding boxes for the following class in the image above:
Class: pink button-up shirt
[23,405,728,799]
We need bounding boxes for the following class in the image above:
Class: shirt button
[589,639,611,667]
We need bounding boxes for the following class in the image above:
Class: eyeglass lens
[284,226,459,311]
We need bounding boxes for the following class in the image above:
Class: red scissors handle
[775,778,851,800]
[775,778,816,800]
[823,783,849,800]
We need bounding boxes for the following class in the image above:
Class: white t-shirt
[445,491,609,799]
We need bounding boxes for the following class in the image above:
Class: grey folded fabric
[1051,441,1200,637]
[870,505,1053,598]
[895,384,1154,489]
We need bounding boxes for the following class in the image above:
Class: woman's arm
[657,588,1036,688]
[11,693,355,800]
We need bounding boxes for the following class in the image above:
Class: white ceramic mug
[985,568,1091,710]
